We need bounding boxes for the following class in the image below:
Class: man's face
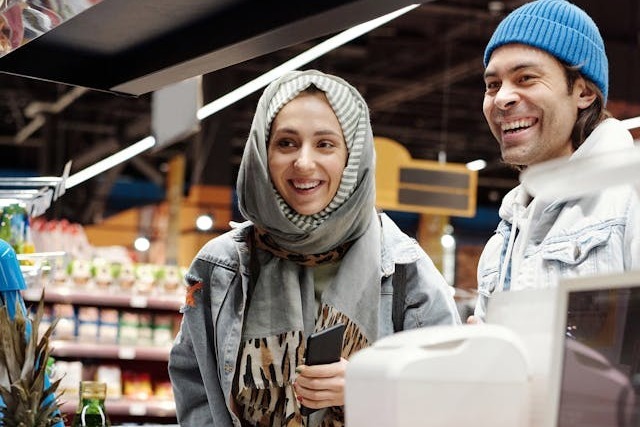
[483,44,592,167]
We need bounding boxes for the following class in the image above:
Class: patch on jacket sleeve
[185,281,204,307]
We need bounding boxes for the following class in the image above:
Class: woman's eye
[276,139,296,148]
[318,140,335,149]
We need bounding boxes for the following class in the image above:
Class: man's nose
[494,83,519,110]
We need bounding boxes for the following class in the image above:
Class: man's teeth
[293,181,320,190]
[501,119,535,132]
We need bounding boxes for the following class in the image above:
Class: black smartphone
[300,323,346,416]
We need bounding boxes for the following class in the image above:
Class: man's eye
[485,81,500,91]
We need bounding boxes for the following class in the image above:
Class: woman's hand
[294,358,348,410]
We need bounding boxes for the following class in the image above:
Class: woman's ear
[574,77,597,110]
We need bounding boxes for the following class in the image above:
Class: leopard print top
[253,227,354,266]
[233,306,370,426]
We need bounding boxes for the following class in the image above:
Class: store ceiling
[1,0,639,225]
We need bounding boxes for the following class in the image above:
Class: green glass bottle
[71,381,111,427]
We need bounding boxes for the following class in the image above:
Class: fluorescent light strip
[67,4,419,188]
[66,136,156,189]
[622,116,640,130]
[197,4,420,121]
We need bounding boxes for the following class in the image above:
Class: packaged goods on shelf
[138,313,153,346]
[53,303,76,340]
[31,218,92,259]
[154,381,174,400]
[36,256,186,300]
[93,259,115,290]
[119,311,139,345]
[162,266,182,293]
[99,308,119,344]
[77,306,100,340]
[69,258,92,287]
[117,263,136,291]
[54,360,83,398]
[152,314,174,347]
[134,264,156,294]
[0,203,32,255]
[122,371,153,400]
[97,365,123,399]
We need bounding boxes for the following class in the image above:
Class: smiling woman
[267,88,348,216]
[168,69,460,427]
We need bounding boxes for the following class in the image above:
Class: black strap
[392,264,406,333]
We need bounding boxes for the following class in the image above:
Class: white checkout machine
[346,145,640,427]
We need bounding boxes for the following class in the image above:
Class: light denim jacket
[475,119,640,320]
[169,213,460,426]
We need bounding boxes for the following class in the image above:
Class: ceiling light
[466,159,487,171]
[441,234,456,249]
[134,236,151,252]
[65,136,156,189]
[196,4,420,121]
[195,214,214,231]
[64,4,420,189]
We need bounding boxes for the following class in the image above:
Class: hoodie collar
[499,118,635,222]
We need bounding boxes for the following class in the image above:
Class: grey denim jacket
[168,213,460,426]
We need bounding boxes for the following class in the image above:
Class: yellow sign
[375,137,477,217]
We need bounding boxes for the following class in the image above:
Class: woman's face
[268,91,348,216]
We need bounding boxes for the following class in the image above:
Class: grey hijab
[237,69,376,255]
[237,70,381,346]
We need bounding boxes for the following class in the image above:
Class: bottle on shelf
[71,381,111,427]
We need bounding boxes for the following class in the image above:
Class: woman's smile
[268,91,347,216]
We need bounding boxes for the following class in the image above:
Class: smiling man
[472,0,640,321]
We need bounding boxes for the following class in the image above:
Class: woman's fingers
[294,358,348,409]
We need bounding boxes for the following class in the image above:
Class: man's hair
[508,66,610,171]
[564,65,611,150]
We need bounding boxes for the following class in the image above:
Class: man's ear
[575,77,597,109]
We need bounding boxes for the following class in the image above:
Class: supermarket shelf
[23,287,183,311]
[61,398,176,418]
[0,162,70,217]
[51,340,171,361]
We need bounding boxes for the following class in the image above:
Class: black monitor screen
[557,286,640,427]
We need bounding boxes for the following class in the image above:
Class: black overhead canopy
[0,0,418,96]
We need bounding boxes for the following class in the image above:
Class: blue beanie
[484,0,608,102]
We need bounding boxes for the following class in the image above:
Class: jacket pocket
[541,226,611,266]
[477,267,499,296]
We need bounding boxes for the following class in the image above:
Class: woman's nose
[294,146,315,171]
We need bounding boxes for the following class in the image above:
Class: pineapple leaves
[0,290,63,426]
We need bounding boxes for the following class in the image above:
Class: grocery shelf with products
[0,165,184,424]
[22,260,184,425]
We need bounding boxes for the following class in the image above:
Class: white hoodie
[475,118,640,320]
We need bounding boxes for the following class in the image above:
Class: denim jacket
[475,119,640,320]
[169,213,460,426]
